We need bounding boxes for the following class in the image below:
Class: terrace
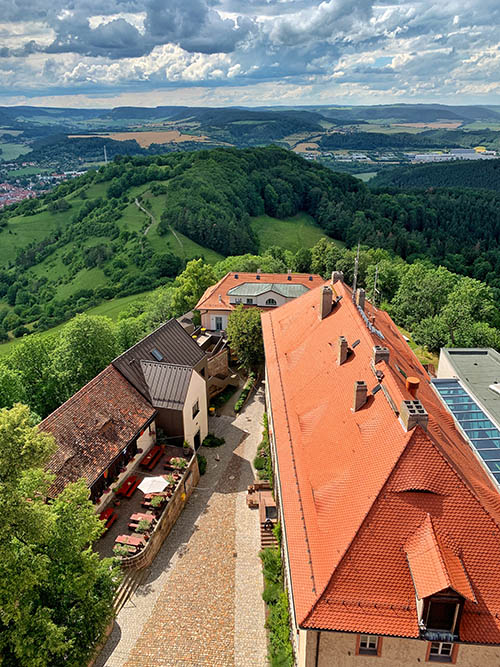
[96,442,193,560]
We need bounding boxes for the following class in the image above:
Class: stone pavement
[96,386,268,667]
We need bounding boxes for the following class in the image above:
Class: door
[194,430,201,450]
[215,316,223,331]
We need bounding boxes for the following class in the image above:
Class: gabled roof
[40,366,155,496]
[112,319,205,399]
[405,514,476,602]
[262,279,500,644]
[195,272,324,312]
[141,362,193,410]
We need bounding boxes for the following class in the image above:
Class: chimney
[218,294,222,303]
[400,399,428,431]
[257,268,261,274]
[373,345,390,364]
[338,336,348,365]
[319,285,333,320]
[353,381,368,412]
[356,288,366,312]
[287,268,291,274]
[331,270,344,283]
[406,377,420,398]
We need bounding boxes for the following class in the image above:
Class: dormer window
[425,594,461,634]
[265,298,277,306]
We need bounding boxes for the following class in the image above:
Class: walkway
[96,387,268,667]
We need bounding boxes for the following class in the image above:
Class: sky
[1,0,500,108]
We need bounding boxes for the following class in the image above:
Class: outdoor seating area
[96,443,191,559]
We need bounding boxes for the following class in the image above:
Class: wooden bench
[117,475,140,498]
[115,534,146,548]
[140,445,163,471]
[99,507,118,532]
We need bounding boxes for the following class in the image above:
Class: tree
[0,404,118,666]
[142,286,175,329]
[52,314,118,398]
[171,259,216,317]
[226,305,264,371]
[114,317,146,352]
[0,364,26,409]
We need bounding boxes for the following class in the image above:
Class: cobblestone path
[97,387,267,667]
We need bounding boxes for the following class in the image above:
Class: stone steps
[260,523,278,550]
[114,568,148,614]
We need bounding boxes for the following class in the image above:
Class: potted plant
[166,474,176,487]
[171,457,188,470]
[136,519,151,538]
[183,440,193,457]
[113,544,131,559]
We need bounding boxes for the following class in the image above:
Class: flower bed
[234,372,256,413]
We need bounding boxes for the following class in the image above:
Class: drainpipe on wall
[314,631,321,667]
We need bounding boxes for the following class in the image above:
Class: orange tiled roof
[40,365,156,496]
[262,279,500,643]
[195,272,324,312]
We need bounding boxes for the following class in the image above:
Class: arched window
[266,298,277,306]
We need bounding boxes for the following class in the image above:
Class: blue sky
[1,0,500,107]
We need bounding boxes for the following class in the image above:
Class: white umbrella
[138,476,168,494]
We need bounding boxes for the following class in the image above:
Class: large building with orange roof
[195,271,324,331]
[262,274,500,666]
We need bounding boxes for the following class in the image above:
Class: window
[150,347,164,361]
[215,316,223,330]
[246,298,254,304]
[428,642,454,662]
[235,298,242,304]
[426,599,459,632]
[265,298,277,306]
[192,400,199,419]
[357,635,380,656]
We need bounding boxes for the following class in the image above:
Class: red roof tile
[262,280,500,643]
[195,272,324,312]
[40,366,156,496]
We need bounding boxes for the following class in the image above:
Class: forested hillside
[2,146,500,343]
[370,158,500,191]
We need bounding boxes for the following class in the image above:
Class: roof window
[151,348,164,361]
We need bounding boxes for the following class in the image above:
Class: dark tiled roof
[40,366,155,496]
[112,319,206,399]
[141,362,193,410]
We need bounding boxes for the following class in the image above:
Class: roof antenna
[352,241,360,302]
[104,145,108,164]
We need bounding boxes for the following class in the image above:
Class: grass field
[0,290,153,357]
[0,142,32,161]
[355,172,378,182]
[251,212,342,253]
[7,166,49,177]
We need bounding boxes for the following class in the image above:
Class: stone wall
[120,455,200,570]
[208,348,230,378]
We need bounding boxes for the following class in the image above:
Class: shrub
[170,457,188,470]
[202,433,225,448]
[254,455,266,470]
[234,373,256,413]
[197,453,207,475]
[113,544,130,559]
[136,519,150,534]
[150,495,163,508]
[259,548,293,666]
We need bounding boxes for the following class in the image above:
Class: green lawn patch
[251,212,342,253]
[0,142,32,161]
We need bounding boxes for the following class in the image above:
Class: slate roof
[262,279,500,644]
[40,366,155,496]
[141,362,193,410]
[227,282,309,298]
[112,319,205,400]
[195,272,324,312]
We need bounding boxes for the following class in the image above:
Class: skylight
[433,379,500,485]
[150,348,164,361]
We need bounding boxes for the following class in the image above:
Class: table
[117,475,140,498]
[99,507,118,532]
[115,534,145,547]
[140,445,163,471]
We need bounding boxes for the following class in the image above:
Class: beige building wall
[297,629,500,667]
[182,370,208,448]
[437,350,458,379]
[136,420,156,451]
[200,309,232,330]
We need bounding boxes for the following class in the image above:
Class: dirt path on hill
[134,197,184,253]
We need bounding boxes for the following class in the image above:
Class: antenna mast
[104,145,108,164]
[372,263,379,310]
[352,242,360,302]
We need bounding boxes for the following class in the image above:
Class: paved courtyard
[96,386,268,667]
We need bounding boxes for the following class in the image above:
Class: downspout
[314,631,321,667]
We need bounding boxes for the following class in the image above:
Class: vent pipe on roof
[319,285,333,320]
[331,270,344,284]
[406,377,420,398]
[287,268,291,275]
[338,336,349,365]
[400,399,428,431]
[218,294,222,303]
[373,345,390,364]
[356,288,366,312]
[353,381,368,412]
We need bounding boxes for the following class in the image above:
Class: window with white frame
[358,635,379,655]
[265,298,277,306]
[246,298,254,304]
[428,642,454,662]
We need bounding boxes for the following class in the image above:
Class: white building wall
[182,370,208,448]
[136,420,156,451]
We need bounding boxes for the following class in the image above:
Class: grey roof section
[112,319,205,399]
[141,362,192,410]
[439,348,500,427]
[227,282,309,298]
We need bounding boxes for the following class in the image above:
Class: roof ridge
[140,360,193,370]
[111,318,178,365]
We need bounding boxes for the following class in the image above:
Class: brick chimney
[353,381,368,412]
[332,270,344,283]
[406,377,420,398]
[319,285,333,320]
[356,288,366,312]
[338,336,348,365]
[373,345,390,364]
[400,399,428,431]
